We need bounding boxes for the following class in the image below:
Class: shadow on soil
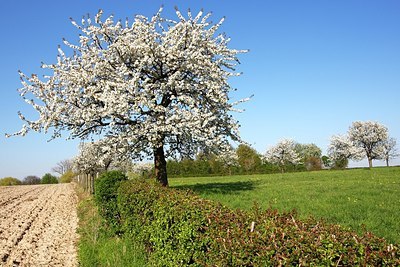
[174,180,258,195]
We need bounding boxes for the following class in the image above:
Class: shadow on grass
[174,180,258,195]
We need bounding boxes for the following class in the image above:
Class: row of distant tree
[37,120,396,179]
[0,171,75,186]
[67,121,398,178]
[155,144,338,178]
[167,121,398,177]
[6,118,393,185]
[166,142,324,177]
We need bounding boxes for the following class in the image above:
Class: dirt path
[0,184,78,267]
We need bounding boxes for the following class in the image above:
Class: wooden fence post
[87,174,92,194]
[90,173,95,195]
[75,172,99,195]
[84,173,87,191]
[85,173,89,192]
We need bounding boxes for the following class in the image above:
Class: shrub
[41,173,58,184]
[116,179,400,266]
[305,156,322,171]
[60,170,75,183]
[94,170,127,234]
[118,179,212,266]
[0,177,22,186]
[333,157,349,169]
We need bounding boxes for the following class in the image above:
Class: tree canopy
[9,7,248,186]
[328,134,362,167]
[264,139,300,173]
[376,137,399,167]
[236,144,262,173]
[23,175,41,185]
[41,173,58,184]
[349,121,388,168]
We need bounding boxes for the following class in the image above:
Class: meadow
[171,166,400,244]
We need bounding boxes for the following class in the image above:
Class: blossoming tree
[348,121,388,168]
[376,137,398,167]
[264,139,300,173]
[73,141,122,175]
[327,134,363,169]
[9,7,248,186]
[329,121,389,169]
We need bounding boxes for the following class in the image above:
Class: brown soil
[0,184,78,267]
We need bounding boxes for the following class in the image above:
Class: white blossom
[215,146,239,167]
[348,121,388,168]
[8,7,248,185]
[327,134,363,162]
[73,142,109,174]
[131,162,154,174]
[73,138,133,174]
[375,137,399,167]
[264,139,300,173]
[328,121,389,169]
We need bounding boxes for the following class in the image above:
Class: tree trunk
[154,145,168,186]
[368,157,373,169]
[386,158,389,167]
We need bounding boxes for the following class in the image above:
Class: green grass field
[171,166,400,244]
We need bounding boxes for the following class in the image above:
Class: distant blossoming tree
[73,142,113,175]
[376,137,399,167]
[130,162,154,178]
[348,121,388,168]
[327,134,363,168]
[328,121,390,169]
[264,139,300,173]
[216,147,239,167]
[73,139,131,174]
[8,7,248,186]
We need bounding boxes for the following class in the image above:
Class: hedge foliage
[94,176,400,266]
[167,158,300,178]
[94,170,128,234]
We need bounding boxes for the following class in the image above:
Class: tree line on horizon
[0,171,75,186]
[2,120,398,185]
[67,120,398,179]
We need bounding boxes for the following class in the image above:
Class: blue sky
[1,0,399,179]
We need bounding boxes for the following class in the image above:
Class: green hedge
[95,177,400,266]
[118,179,211,266]
[94,170,128,234]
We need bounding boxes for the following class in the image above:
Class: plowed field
[0,184,78,267]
